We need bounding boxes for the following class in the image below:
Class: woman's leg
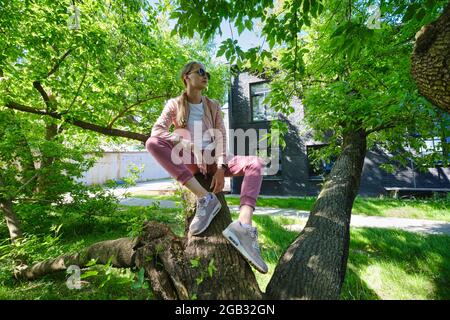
[220,155,268,274]
[145,136,208,198]
[219,155,265,225]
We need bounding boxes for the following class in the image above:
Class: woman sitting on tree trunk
[146,61,268,273]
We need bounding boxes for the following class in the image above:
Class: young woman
[146,61,267,273]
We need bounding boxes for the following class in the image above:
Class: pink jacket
[151,94,228,167]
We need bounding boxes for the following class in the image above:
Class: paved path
[117,195,450,235]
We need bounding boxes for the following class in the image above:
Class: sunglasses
[189,67,211,80]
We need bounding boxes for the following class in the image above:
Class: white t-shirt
[187,100,212,150]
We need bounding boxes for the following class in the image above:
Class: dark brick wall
[229,71,450,197]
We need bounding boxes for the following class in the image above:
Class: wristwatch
[218,163,228,170]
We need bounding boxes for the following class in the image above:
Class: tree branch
[32,81,51,108]
[65,61,88,115]
[14,237,138,280]
[47,48,73,78]
[366,122,397,135]
[107,94,167,129]
[5,101,149,142]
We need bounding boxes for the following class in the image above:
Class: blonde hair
[177,61,203,127]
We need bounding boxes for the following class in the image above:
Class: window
[307,145,335,180]
[420,137,442,155]
[250,82,277,122]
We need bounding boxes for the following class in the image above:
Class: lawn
[1,203,449,300]
[130,192,450,222]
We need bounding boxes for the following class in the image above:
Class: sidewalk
[117,195,450,236]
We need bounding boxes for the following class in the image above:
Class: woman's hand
[210,168,225,193]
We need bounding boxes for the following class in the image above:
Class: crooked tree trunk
[15,237,137,280]
[411,2,450,113]
[265,129,367,299]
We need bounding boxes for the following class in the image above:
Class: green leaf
[403,4,419,22]
[190,258,200,268]
[80,270,98,279]
[86,259,98,267]
[415,8,426,22]
[303,0,310,14]
[208,258,217,278]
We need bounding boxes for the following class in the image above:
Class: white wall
[78,151,170,185]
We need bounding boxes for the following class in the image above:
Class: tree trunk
[411,2,450,113]
[0,172,23,243]
[36,121,58,195]
[14,174,263,300]
[265,129,367,299]
[0,197,23,244]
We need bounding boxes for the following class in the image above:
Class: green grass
[1,204,449,300]
[228,210,450,299]
[130,193,450,222]
[0,204,185,300]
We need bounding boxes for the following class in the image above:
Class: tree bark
[411,2,450,113]
[265,129,367,299]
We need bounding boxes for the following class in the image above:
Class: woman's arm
[150,99,181,143]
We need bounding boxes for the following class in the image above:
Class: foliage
[0,0,229,244]
[168,0,449,169]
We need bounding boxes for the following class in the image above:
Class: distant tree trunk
[0,197,23,244]
[0,173,23,243]
[411,2,450,113]
[265,128,367,299]
[36,121,59,195]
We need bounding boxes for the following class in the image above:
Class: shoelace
[196,195,210,217]
[243,225,260,252]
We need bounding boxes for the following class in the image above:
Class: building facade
[228,71,450,197]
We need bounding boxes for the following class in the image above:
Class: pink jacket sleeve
[213,102,228,166]
[150,99,179,143]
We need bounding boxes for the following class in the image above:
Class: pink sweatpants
[146,136,264,209]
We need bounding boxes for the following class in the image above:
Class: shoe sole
[222,228,268,274]
[190,201,222,235]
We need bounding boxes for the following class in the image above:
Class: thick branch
[14,237,138,280]
[5,101,148,142]
[411,2,450,113]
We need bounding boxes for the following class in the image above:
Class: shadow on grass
[250,214,381,299]
[347,227,450,299]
